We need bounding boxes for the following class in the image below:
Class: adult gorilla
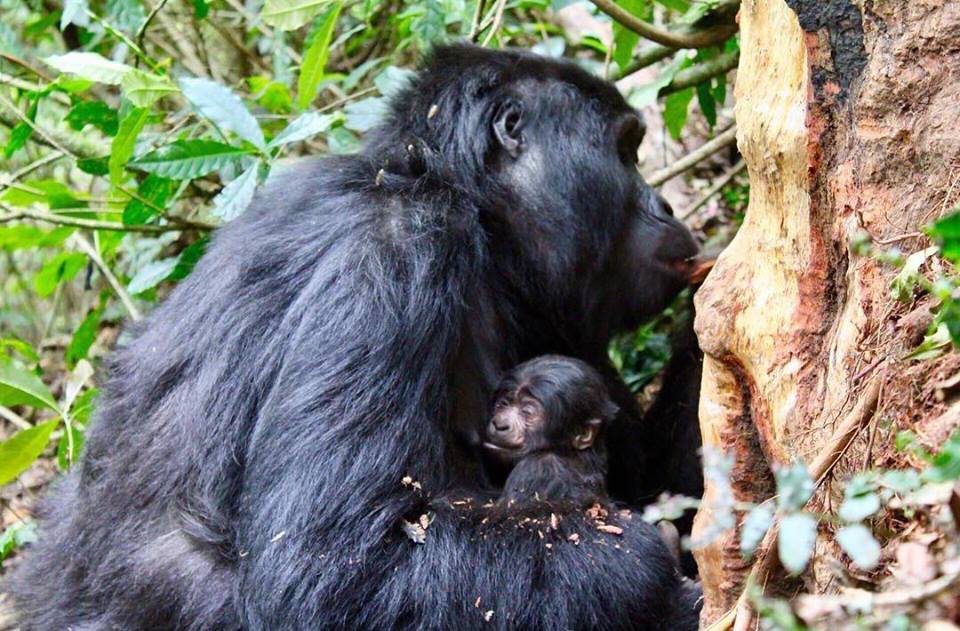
[12,45,701,629]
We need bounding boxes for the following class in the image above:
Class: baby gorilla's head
[483,355,619,470]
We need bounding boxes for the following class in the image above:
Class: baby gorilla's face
[483,391,601,466]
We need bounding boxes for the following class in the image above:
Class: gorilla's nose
[492,418,510,432]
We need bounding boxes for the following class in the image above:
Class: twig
[0,204,180,234]
[0,406,31,430]
[135,0,172,59]
[85,8,162,73]
[591,0,738,49]
[5,152,67,184]
[660,51,740,97]
[481,0,508,47]
[70,234,142,321]
[0,97,104,160]
[681,159,746,220]
[610,45,677,81]
[468,0,489,42]
[646,125,738,187]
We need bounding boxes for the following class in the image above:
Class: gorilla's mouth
[482,441,521,455]
[662,254,716,284]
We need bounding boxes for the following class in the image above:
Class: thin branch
[0,97,103,159]
[85,8,162,73]
[610,44,677,81]
[0,204,182,234]
[468,0,489,42]
[480,0,508,47]
[0,406,31,430]
[660,50,740,97]
[135,0,172,59]
[645,125,738,187]
[591,0,738,49]
[70,234,142,321]
[681,159,746,221]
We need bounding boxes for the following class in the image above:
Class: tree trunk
[692,0,960,623]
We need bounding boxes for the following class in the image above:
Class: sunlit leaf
[110,106,150,185]
[297,2,343,109]
[777,513,817,574]
[66,307,102,369]
[66,101,119,136]
[836,524,881,570]
[211,162,261,221]
[261,0,333,30]
[0,363,58,411]
[343,97,388,132]
[180,77,265,149]
[663,87,694,141]
[0,420,58,486]
[121,70,179,108]
[123,174,175,225]
[60,0,91,29]
[775,462,814,512]
[44,52,133,85]
[740,502,773,558]
[128,257,178,294]
[33,252,86,298]
[268,112,336,148]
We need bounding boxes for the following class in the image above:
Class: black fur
[11,44,701,630]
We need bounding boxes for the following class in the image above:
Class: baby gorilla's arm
[502,452,606,507]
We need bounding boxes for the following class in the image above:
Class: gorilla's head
[370,44,699,343]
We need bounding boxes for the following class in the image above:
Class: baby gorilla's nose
[492,418,511,432]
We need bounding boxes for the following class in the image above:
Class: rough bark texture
[692,0,960,623]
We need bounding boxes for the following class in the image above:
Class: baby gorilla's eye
[520,404,537,418]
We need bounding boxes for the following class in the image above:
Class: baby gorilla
[483,355,619,506]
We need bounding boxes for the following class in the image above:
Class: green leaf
[77,156,110,176]
[836,524,881,570]
[169,238,208,281]
[110,106,151,185]
[740,503,773,558]
[121,70,179,108]
[777,513,817,575]
[531,37,566,58]
[33,252,86,298]
[43,52,133,85]
[297,2,343,110]
[0,338,40,364]
[1,179,86,210]
[0,521,37,561]
[904,322,950,361]
[924,428,960,483]
[130,140,255,179]
[123,174,175,225]
[66,307,102,368]
[611,0,650,72]
[66,101,119,136]
[627,55,684,109]
[268,112,336,149]
[838,491,880,523]
[128,257,179,294]
[411,0,444,46]
[663,87,694,141]
[192,0,210,19]
[0,363,58,411]
[696,81,717,127]
[211,162,261,221]
[248,76,293,114]
[325,126,359,154]
[654,0,689,10]
[373,66,415,99]
[929,209,960,264]
[261,0,332,30]
[891,246,936,302]
[4,123,33,159]
[0,420,59,486]
[343,97,388,132]
[180,78,265,149]
[70,388,99,425]
[775,463,814,512]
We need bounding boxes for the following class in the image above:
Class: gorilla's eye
[616,115,643,166]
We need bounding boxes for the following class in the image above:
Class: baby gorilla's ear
[572,418,604,451]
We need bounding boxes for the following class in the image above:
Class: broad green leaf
[836,524,881,570]
[654,0,689,10]
[664,87,694,141]
[611,0,650,72]
[627,55,684,109]
[0,338,40,364]
[130,140,254,179]
[0,363,58,411]
[4,123,33,159]
[1,179,86,210]
[33,252,86,298]
[410,0,444,45]
[696,81,717,127]
[268,112,335,149]
[44,52,133,85]
[929,208,960,263]
[121,70,179,108]
[740,503,773,558]
[123,175,175,225]
[839,491,880,523]
[774,462,814,512]
[71,388,99,425]
[248,76,293,114]
[180,78,265,149]
[77,156,110,176]
[60,0,91,29]
[211,162,261,221]
[66,101,119,136]
[110,106,151,185]
[777,513,817,574]
[904,322,950,361]
[924,428,960,483]
[325,126,360,154]
[169,238,208,281]
[106,0,146,32]
[261,0,332,30]
[343,97,388,133]
[66,308,103,368]
[192,0,209,19]
[297,2,343,110]
[891,246,936,302]
[0,420,59,486]
[128,257,178,294]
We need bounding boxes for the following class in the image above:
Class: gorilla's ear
[493,99,524,159]
[573,417,605,450]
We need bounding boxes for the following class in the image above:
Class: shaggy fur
[11,44,701,630]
